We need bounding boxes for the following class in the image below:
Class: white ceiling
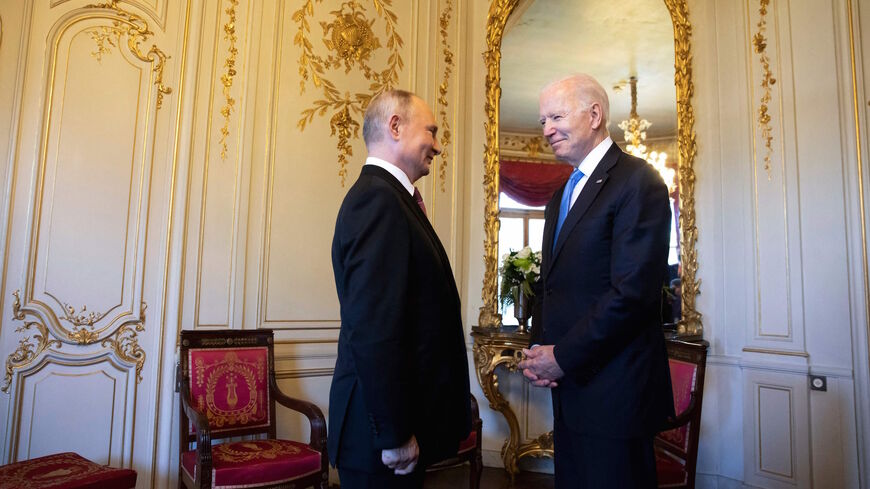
[499,0,678,140]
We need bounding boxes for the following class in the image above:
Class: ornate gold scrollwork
[61,302,105,345]
[664,0,702,336]
[85,1,173,109]
[436,0,455,193]
[471,330,532,476]
[293,0,404,186]
[752,0,776,179]
[219,0,239,160]
[3,291,63,392]
[101,303,147,384]
[88,26,123,61]
[479,0,703,338]
[478,0,520,328]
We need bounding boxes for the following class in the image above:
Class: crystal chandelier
[617,76,676,193]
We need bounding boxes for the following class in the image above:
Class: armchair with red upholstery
[655,339,709,489]
[177,329,328,489]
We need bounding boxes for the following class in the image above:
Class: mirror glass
[496,0,682,327]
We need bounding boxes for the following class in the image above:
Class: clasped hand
[518,345,564,388]
[381,434,419,475]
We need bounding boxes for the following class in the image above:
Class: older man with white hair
[520,74,674,488]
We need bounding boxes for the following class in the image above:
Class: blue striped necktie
[553,169,585,250]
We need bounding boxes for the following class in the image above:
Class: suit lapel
[363,166,459,299]
[550,143,621,268]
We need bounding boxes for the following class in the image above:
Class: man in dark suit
[519,74,674,488]
[329,89,472,489]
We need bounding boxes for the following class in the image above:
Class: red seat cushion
[661,358,698,450]
[457,431,477,454]
[181,439,321,488]
[0,452,137,489]
[655,449,688,487]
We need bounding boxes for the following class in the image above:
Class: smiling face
[395,97,441,183]
[399,97,441,182]
[538,78,607,167]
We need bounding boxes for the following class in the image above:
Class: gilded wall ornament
[753,0,776,179]
[87,26,123,62]
[101,303,147,383]
[219,0,239,160]
[436,0,455,193]
[85,1,172,108]
[3,291,63,392]
[293,0,404,186]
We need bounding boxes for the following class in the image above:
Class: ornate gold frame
[478,0,702,336]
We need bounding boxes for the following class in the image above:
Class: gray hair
[545,74,611,127]
[362,89,416,146]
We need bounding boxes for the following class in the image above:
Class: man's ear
[388,113,402,141]
[588,103,604,130]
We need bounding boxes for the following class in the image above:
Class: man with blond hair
[328,89,471,489]
[520,74,674,488]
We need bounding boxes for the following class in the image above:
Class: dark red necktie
[413,187,427,216]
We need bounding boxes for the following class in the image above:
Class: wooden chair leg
[469,453,482,489]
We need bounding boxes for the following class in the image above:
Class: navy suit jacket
[329,165,471,471]
[531,143,675,438]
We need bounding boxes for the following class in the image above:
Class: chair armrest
[662,391,698,431]
[270,378,327,452]
[180,382,213,485]
[470,393,480,420]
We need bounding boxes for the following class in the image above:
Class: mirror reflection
[496,0,681,327]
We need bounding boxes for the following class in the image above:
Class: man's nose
[432,138,442,156]
[542,122,555,137]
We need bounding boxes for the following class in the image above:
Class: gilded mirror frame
[478,0,702,336]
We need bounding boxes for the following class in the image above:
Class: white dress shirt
[567,137,613,209]
[365,157,415,196]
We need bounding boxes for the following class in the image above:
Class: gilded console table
[471,326,554,476]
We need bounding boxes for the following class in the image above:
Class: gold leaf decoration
[753,0,776,179]
[3,291,63,392]
[436,0,455,193]
[293,0,404,186]
[88,26,123,62]
[219,0,239,160]
[101,303,147,384]
[85,1,173,108]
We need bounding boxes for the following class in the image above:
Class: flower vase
[512,285,531,333]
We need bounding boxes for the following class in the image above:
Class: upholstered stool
[0,452,137,489]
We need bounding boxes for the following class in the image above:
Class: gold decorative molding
[101,303,147,383]
[85,1,172,109]
[500,132,554,160]
[87,26,123,61]
[436,0,455,193]
[293,0,404,186]
[664,0,702,336]
[742,347,809,358]
[3,291,63,392]
[752,0,776,179]
[478,0,519,328]
[479,0,702,337]
[219,0,239,160]
[61,303,106,345]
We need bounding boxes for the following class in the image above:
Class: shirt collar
[577,137,613,177]
[365,156,415,196]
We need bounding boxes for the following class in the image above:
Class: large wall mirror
[478,0,702,337]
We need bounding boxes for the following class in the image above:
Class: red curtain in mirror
[499,159,573,207]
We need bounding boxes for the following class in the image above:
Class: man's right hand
[381,434,419,475]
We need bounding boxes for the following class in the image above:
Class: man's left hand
[518,345,564,387]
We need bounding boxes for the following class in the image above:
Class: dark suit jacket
[531,143,675,439]
[329,165,471,472]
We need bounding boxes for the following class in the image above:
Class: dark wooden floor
[424,465,554,489]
